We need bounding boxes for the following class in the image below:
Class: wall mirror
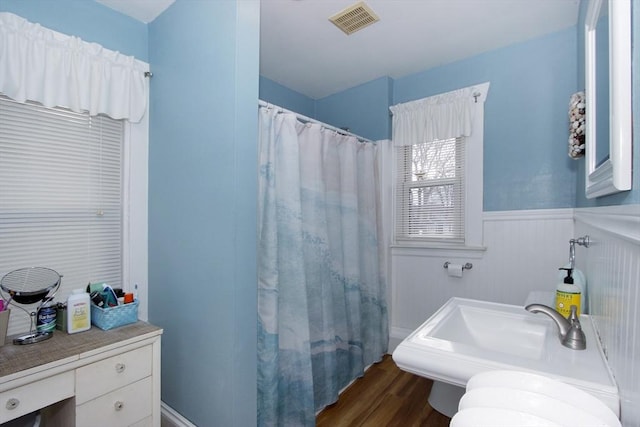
[584,0,632,198]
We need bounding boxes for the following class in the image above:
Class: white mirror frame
[585,0,632,198]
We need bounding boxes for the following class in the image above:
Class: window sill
[390,242,486,258]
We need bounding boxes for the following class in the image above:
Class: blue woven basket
[91,300,139,330]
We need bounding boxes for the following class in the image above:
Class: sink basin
[429,302,548,360]
[392,297,619,416]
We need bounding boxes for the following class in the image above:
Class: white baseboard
[161,401,197,427]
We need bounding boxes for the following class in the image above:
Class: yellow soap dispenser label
[556,291,581,318]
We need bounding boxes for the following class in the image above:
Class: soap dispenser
[555,268,582,318]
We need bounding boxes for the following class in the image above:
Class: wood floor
[316,355,451,427]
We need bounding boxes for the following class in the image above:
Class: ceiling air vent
[329,1,380,35]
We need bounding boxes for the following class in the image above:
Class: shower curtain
[257,106,388,426]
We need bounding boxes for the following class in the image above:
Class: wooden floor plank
[316,362,400,426]
[316,355,452,427]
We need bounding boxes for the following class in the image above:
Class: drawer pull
[6,398,19,410]
[115,363,126,373]
[114,400,124,411]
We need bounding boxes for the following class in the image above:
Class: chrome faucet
[525,304,586,350]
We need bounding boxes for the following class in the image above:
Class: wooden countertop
[0,322,162,380]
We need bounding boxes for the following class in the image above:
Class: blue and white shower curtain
[258,106,388,426]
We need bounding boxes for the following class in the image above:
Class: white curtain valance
[390,82,490,146]
[0,12,148,122]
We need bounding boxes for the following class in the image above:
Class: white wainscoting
[389,208,575,351]
[575,204,640,427]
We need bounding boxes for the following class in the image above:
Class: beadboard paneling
[390,209,574,349]
[575,205,640,427]
[389,205,640,424]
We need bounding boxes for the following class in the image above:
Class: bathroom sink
[392,297,619,416]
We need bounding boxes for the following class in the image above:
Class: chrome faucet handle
[525,303,586,350]
[568,305,580,324]
[563,305,586,350]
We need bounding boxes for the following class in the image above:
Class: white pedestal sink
[392,297,619,417]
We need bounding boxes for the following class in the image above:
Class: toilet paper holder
[443,262,473,270]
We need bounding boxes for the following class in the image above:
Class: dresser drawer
[76,376,152,427]
[76,345,152,404]
[0,371,74,423]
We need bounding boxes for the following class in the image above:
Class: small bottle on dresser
[67,289,91,333]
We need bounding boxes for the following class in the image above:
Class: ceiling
[96,0,580,99]
[96,0,175,23]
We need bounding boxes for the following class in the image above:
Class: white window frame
[392,83,488,251]
[123,108,149,321]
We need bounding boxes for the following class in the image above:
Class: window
[395,138,465,242]
[0,95,124,333]
[390,82,489,249]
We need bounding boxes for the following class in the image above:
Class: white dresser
[0,322,162,427]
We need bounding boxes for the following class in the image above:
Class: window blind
[395,138,465,242]
[0,95,123,334]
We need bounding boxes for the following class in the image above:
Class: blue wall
[264,8,640,209]
[315,76,392,141]
[0,0,148,61]
[259,76,391,141]
[148,1,258,425]
[394,27,578,211]
[2,1,259,424]
[262,27,579,211]
[259,76,315,118]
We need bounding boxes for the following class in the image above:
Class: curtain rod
[258,99,373,143]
